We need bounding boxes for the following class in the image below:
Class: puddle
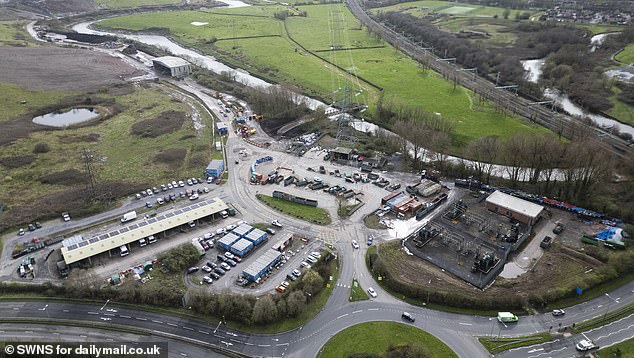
[499,262,528,278]
[33,108,100,127]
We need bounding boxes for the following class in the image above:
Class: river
[521,33,634,137]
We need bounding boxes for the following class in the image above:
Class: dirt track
[0,46,140,91]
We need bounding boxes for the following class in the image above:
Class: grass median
[256,194,331,225]
[349,279,369,302]
[317,321,457,357]
[479,333,552,354]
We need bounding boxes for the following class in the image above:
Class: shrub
[33,142,51,153]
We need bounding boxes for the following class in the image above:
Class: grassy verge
[256,194,332,225]
[616,43,634,64]
[0,318,150,336]
[572,301,634,333]
[349,278,369,302]
[479,333,552,354]
[548,272,634,310]
[363,214,387,229]
[598,336,634,357]
[94,0,180,9]
[317,321,457,358]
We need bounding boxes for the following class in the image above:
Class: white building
[152,56,192,78]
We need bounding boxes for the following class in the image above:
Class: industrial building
[244,228,267,246]
[242,249,282,282]
[217,232,241,251]
[205,160,225,178]
[272,234,293,252]
[332,147,353,161]
[152,56,192,78]
[61,198,229,265]
[216,122,228,136]
[230,238,254,257]
[382,191,423,214]
[485,191,544,225]
[232,223,253,238]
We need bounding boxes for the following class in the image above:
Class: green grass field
[616,43,634,64]
[0,83,215,212]
[371,1,539,19]
[479,333,552,354]
[349,278,369,301]
[599,337,634,357]
[256,194,332,225]
[437,17,518,46]
[317,321,457,357]
[97,4,552,151]
[608,87,634,127]
[0,21,35,47]
[94,0,181,9]
[0,83,70,122]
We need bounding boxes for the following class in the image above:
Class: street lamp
[603,293,619,321]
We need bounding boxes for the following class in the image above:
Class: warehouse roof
[216,122,228,129]
[217,232,241,247]
[333,147,353,155]
[61,198,229,265]
[245,228,267,242]
[152,56,190,68]
[486,191,544,218]
[206,160,225,170]
[232,223,253,238]
[242,249,281,278]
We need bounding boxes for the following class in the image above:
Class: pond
[33,108,100,128]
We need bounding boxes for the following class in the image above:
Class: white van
[138,238,147,247]
[120,245,129,257]
[147,235,156,244]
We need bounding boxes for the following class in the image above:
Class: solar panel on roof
[183,207,191,212]
[109,230,119,236]
[99,234,109,240]
[165,213,175,218]
[157,215,166,221]
[138,222,148,227]
[89,238,99,244]
[147,218,157,224]
[78,241,88,247]
[119,227,129,233]
[191,203,200,208]
[68,244,78,250]
[128,224,138,229]
[174,210,183,214]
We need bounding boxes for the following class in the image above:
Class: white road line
[244,342,254,346]
[199,330,209,334]
[276,343,289,346]
[79,335,87,338]
[12,308,19,310]
[167,322,177,327]
[103,313,115,317]
[459,323,472,326]
[25,331,33,333]
[368,308,379,311]
[527,347,565,358]
[337,314,349,319]
[258,344,271,347]
[229,338,240,343]
[152,320,163,323]
[352,310,363,314]
[63,310,69,312]
[87,312,98,315]
[182,327,194,331]
[136,317,147,321]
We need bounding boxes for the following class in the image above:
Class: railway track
[347,0,633,159]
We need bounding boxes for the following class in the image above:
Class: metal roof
[217,232,241,247]
[61,198,229,265]
[245,228,267,241]
[333,146,353,155]
[486,191,544,218]
[232,224,253,238]
[206,160,225,171]
[216,122,228,129]
[152,56,190,68]
[231,238,253,252]
[242,249,281,278]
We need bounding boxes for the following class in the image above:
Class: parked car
[401,312,415,322]
[281,281,290,288]
[300,261,311,269]
[201,265,212,273]
[216,228,227,235]
[540,236,553,249]
[226,224,237,231]
[271,220,283,228]
[367,235,374,246]
[217,254,228,262]
[207,262,218,269]
[220,262,231,271]
[167,183,173,190]
[189,193,199,200]
[576,339,596,351]
[152,187,159,194]
[135,193,142,200]
[214,267,225,276]
[292,269,301,277]
[209,272,221,280]
[286,273,298,281]
[145,202,153,208]
[192,178,198,184]
[178,180,185,187]
[202,276,213,284]
[553,223,565,235]
[266,228,276,235]
[187,179,193,186]
[187,267,199,274]
[306,256,318,264]
[224,252,235,260]
[226,259,237,267]
[161,184,167,191]
[156,197,165,205]
[207,177,214,184]
[367,287,377,298]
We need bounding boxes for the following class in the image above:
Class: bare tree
[466,136,500,183]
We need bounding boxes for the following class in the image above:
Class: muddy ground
[0,47,140,91]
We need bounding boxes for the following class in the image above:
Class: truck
[191,239,205,256]
[120,245,129,257]
[497,312,518,323]
[121,211,137,223]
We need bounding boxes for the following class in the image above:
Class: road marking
[352,310,362,314]
[12,308,19,310]
[120,315,131,319]
[103,313,115,317]
[258,344,271,347]
[25,331,33,333]
[459,323,472,326]
[152,320,163,324]
[368,308,379,311]
[182,327,194,331]
[276,343,289,346]
[79,335,87,338]
[87,312,98,315]
[229,338,240,343]
[527,348,544,353]
[53,333,60,335]
[199,330,209,335]
[167,322,177,327]
[63,310,69,312]
[337,314,349,319]
[244,342,254,346]
[135,317,147,321]
[180,353,187,357]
